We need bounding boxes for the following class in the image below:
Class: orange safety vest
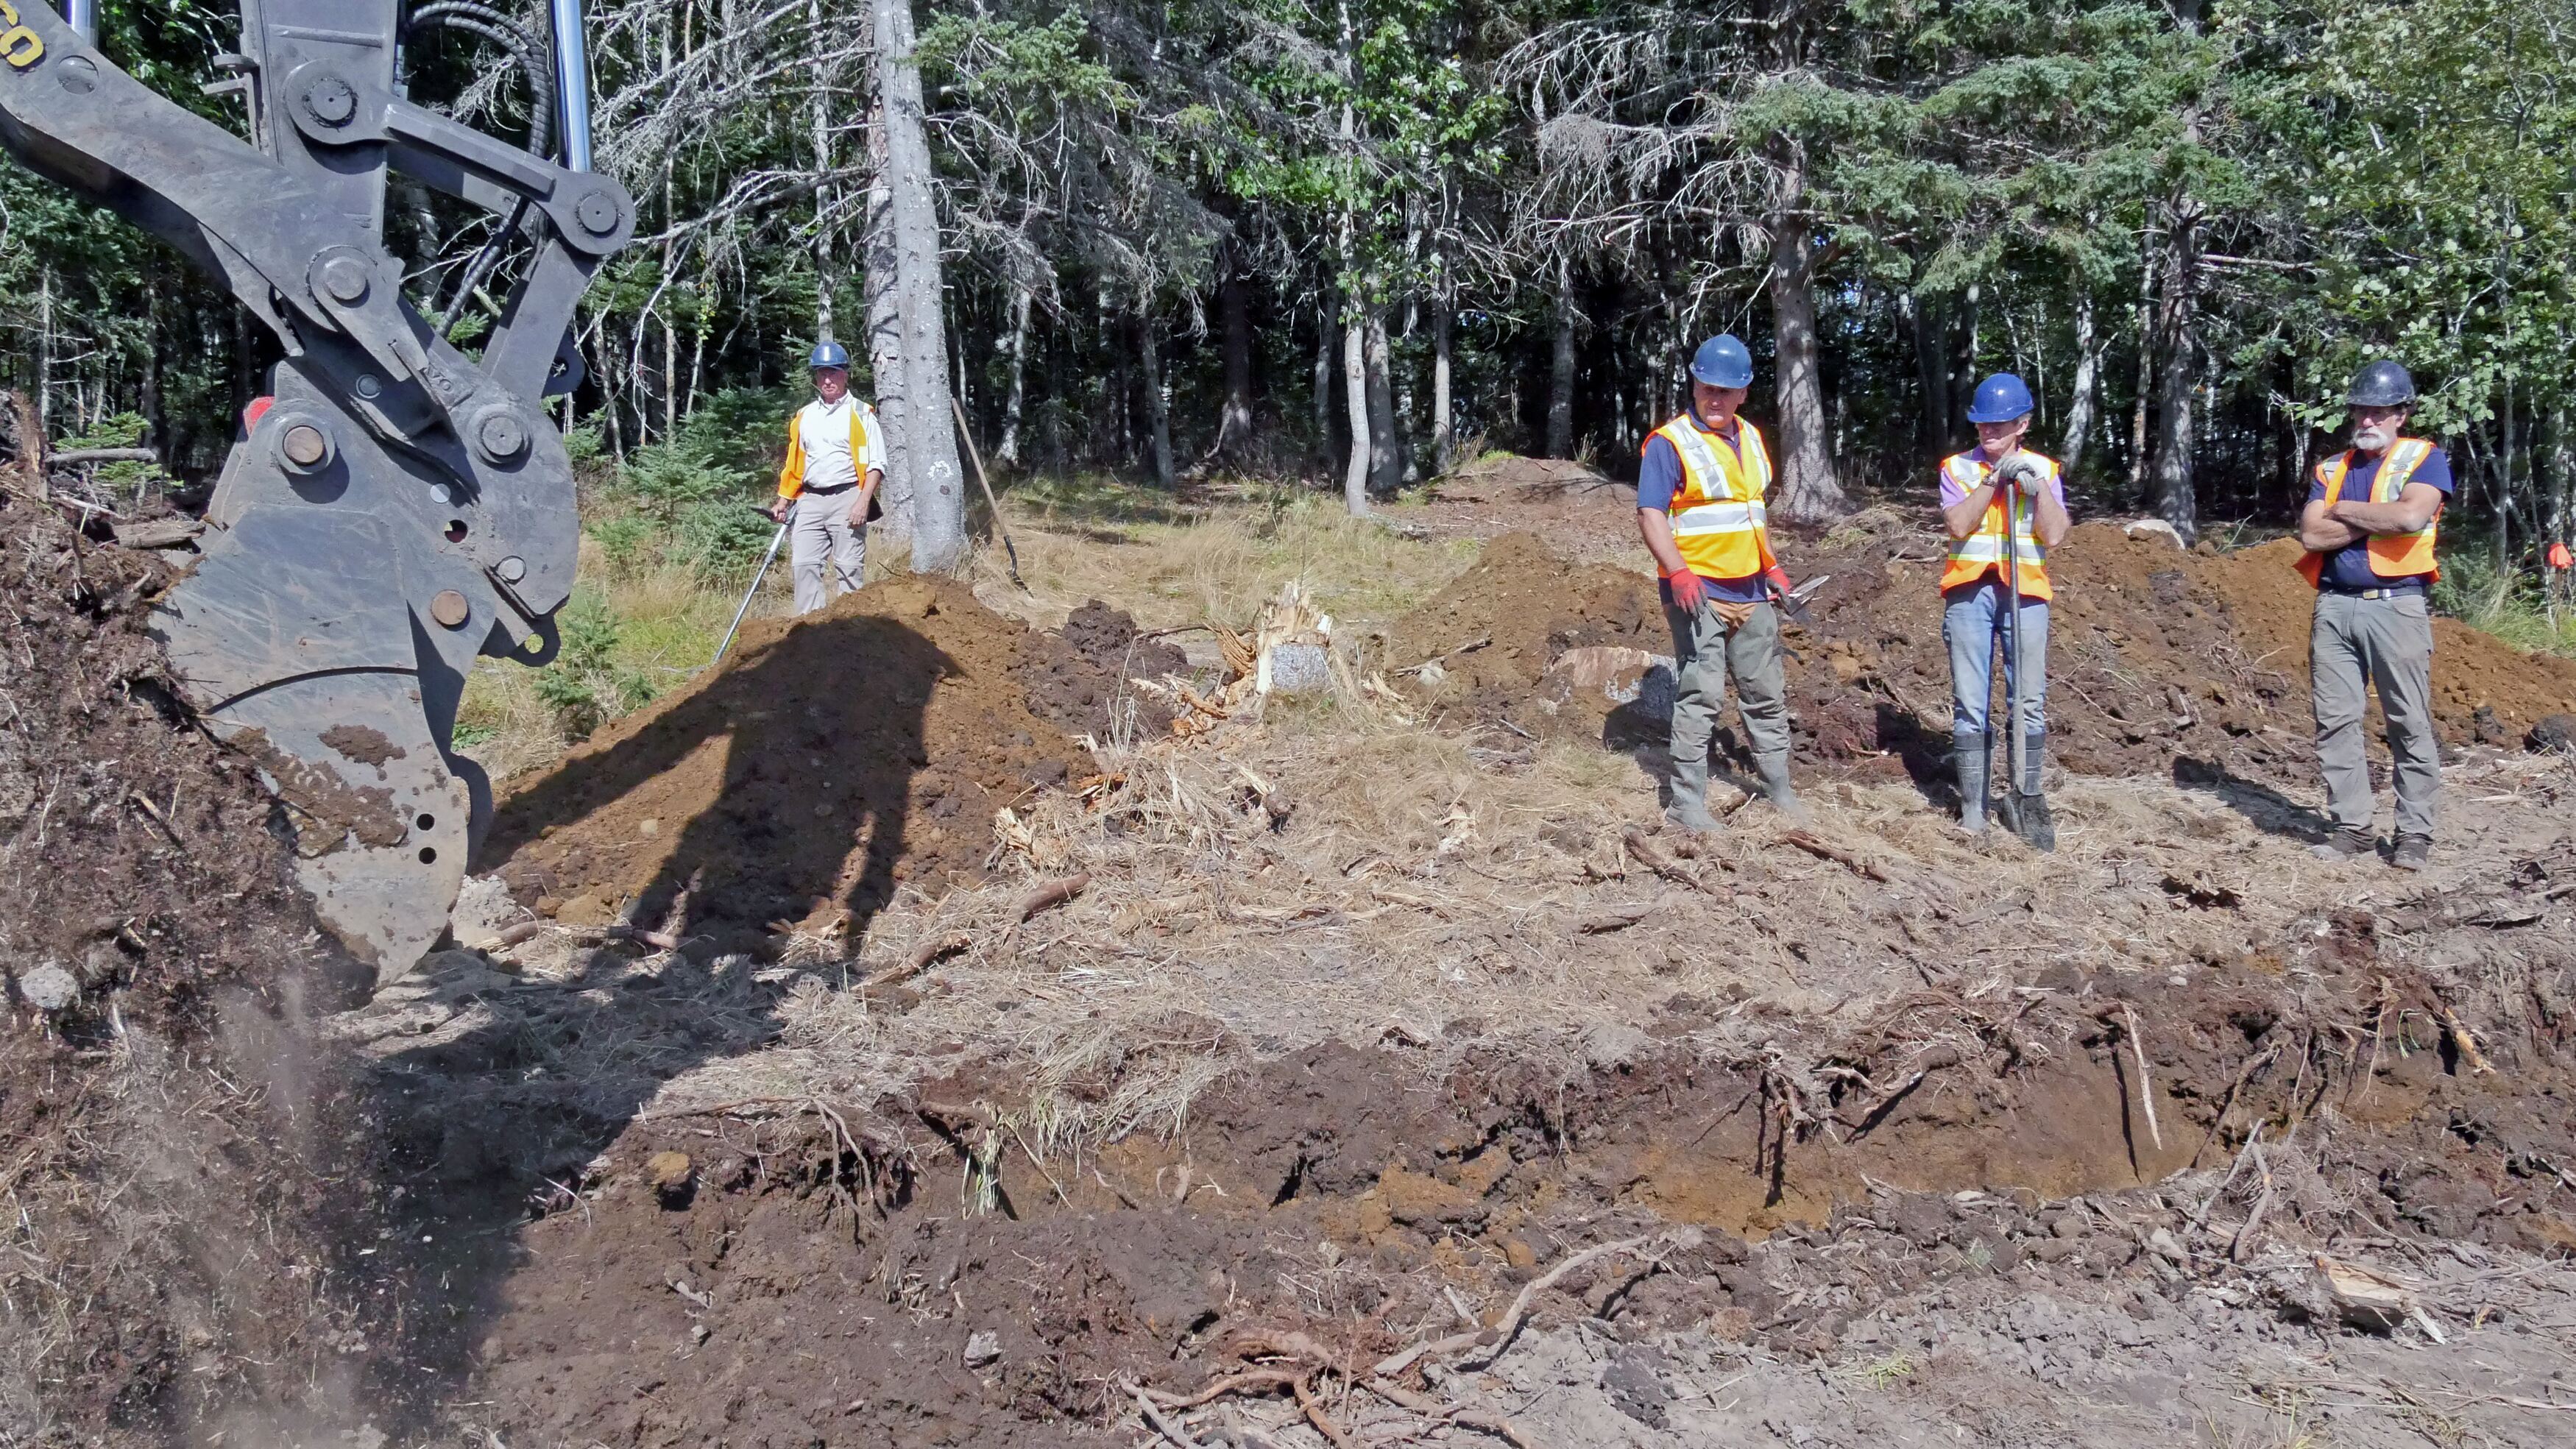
[1936,450,2058,601]
[1646,412,1774,580]
[2296,438,2439,585]
[776,402,878,499]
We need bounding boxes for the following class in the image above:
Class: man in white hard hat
[771,340,885,614]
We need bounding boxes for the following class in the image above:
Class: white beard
[2354,425,2394,452]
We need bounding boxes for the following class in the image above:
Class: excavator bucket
[0,4,631,985]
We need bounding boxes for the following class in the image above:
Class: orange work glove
[1667,569,1708,612]
[1762,564,1795,599]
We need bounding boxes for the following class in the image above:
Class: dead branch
[1292,1374,1358,1449]
[1775,829,1894,884]
[876,930,971,987]
[1127,1381,1211,1449]
[1142,1367,1304,1410]
[1575,901,1657,934]
[2229,1139,2275,1263]
[51,447,159,465]
[1013,872,1091,921]
[2119,1002,2166,1152]
[1621,826,1710,892]
[1363,1377,1539,1449]
[2438,1005,2496,1075]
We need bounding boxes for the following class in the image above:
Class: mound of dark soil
[455,860,2576,1445]
[0,492,375,1442]
[1385,523,2576,787]
[481,580,1132,951]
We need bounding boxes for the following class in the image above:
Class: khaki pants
[2312,589,2439,840]
[790,492,866,614]
[1663,597,1791,773]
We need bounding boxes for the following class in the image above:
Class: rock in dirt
[961,1328,1002,1369]
[2530,712,2576,754]
[645,1150,695,1198]
[480,579,1097,952]
[1602,1343,1674,1428]
[450,873,528,945]
[14,960,79,1013]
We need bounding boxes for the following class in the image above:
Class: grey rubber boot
[1953,727,1989,834]
[1754,752,1811,824]
[1995,729,2055,851]
[1666,747,1723,833]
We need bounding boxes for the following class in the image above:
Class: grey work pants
[2311,589,2439,840]
[1664,598,1791,771]
[790,493,866,614]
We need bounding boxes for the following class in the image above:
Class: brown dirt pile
[481,584,1161,951]
[0,493,379,1441]
[1413,453,1641,562]
[1387,523,2576,787]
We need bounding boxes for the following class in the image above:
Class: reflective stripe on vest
[1652,414,1771,580]
[1936,452,2056,600]
[2296,438,2439,584]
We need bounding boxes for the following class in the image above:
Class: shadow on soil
[2173,754,2332,840]
[353,609,948,1436]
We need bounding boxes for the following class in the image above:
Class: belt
[2319,583,2426,600]
[799,482,857,497]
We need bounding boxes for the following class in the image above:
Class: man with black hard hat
[2295,360,2451,871]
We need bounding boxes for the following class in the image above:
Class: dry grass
[971,478,1478,636]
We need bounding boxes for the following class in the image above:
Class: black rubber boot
[1952,727,1988,835]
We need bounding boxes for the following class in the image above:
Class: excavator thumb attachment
[0,4,629,985]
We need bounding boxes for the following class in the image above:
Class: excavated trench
[354,931,2576,1448]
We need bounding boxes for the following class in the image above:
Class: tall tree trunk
[1546,256,1577,458]
[872,0,966,570]
[863,93,908,531]
[1365,307,1401,494]
[1432,294,1454,474]
[2148,199,2203,542]
[1210,268,1255,463]
[2061,291,2100,478]
[1766,184,1847,521]
[995,280,1031,469]
[809,0,835,344]
[2129,230,2159,495]
[1136,302,1175,490]
[1908,291,1948,456]
[1342,296,1370,514]
[1313,291,1337,477]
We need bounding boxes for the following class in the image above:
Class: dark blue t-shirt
[1639,425,1768,603]
[2304,444,2451,591]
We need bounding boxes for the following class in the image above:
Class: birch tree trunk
[1313,291,1337,476]
[1342,295,1371,514]
[1137,302,1175,489]
[1432,294,1454,475]
[995,280,1031,469]
[2061,291,2100,478]
[871,0,966,571]
[1546,255,1577,458]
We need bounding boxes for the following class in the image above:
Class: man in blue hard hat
[771,341,886,614]
[1636,333,1806,829]
[2293,359,2450,871]
[1936,373,2071,849]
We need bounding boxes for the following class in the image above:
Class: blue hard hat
[1966,372,2035,424]
[808,340,851,371]
[1689,334,1755,390]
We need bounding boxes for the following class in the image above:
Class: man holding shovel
[771,341,885,614]
[1637,334,1807,830]
[1939,373,2070,848]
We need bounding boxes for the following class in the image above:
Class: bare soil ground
[9,487,2576,1448]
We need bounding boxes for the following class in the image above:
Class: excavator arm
[0,2,633,982]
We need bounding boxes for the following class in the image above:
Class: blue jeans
[1943,579,2048,737]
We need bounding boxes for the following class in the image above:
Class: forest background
[5,0,2572,610]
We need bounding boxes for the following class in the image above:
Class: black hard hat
[2346,359,2416,408]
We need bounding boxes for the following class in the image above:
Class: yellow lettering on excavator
[0,3,18,23]
[0,28,39,72]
